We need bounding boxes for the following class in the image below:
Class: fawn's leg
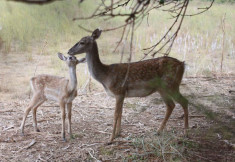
[60,102,66,141]
[110,95,124,142]
[32,100,45,132]
[157,92,175,133]
[173,91,189,134]
[66,102,73,138]
[20,94,44,135]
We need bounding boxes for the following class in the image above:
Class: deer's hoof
[184,129,189,138]
[107,136,115,145]
[114,134,119,138]
[36,129,40,132]
[115,131,122,138]
[156,129,163,136]
[106,141,114,145]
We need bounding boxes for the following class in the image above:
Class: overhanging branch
[8,0,214,59]
[76,0,194,58]
[7,0,63,5]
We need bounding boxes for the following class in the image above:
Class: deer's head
[67,29,102,55]
[58,53,86,67]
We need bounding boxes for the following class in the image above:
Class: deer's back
[108,56,183,81]
[105,56,185,97]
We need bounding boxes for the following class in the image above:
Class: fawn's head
[58,53,86,67]
[68,29,102,55]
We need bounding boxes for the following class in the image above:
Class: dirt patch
[0,76,234,161]
[184,128,235,162]
[0,53,234,161]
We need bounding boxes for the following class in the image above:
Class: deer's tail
[175,61,185,86]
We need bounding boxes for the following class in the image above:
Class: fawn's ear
[58,53,67,61]
[78,58,86,63]
[91,29,102,40]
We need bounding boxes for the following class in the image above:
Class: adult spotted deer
[68,29,188,142]
[20,53,85,141]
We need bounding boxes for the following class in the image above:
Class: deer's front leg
[60,102,66,141]
[66,103,73,139]
[110,95,124,142]
[115,105,123,137]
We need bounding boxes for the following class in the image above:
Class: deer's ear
[91,29,102,40]
[58,53,67,61]
[78,58,86,63]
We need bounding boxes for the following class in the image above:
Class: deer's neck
[68,66,77,91]
[86,42,107,82]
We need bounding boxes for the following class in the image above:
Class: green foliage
[159,0,165,5]
[0,0,83,53]
[99,147,114,156]
[0,0,234,76]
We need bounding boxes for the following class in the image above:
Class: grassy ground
[0,77,234,161]
[0,0,234,161]
[0,1,234,75]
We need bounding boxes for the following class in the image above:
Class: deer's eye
[80,42,85,45]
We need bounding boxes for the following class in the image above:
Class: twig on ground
[41,105,59,108]
[79,142,104,148]
[178,114,205,119]
[191,152,214,162]
[18,139,36,152]
[223,140,235,149]
[0,109,15,113]
[38,154,46,162]
[95,131,112,135]
[62,145,70,150]
[87,148,101,162]
[3,125,14,131]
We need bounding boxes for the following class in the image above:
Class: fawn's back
[30,74,71,102]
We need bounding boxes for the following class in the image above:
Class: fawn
[20,53,85,141]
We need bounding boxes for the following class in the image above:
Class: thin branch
[77,24,93,33]
[122,19,135,87]
[8,0,62,5]
[74,0,213,58]
[10,0,214,58]
[184,0,214,17]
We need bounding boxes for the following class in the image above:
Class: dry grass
[0,76,234,161]
[0,1,235,161]
[0,52,234,161]
[0,1,235,76]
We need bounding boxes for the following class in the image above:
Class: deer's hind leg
[157,91,175,133]
[32,100,45,132]
[20,93,45,135]
[171,90,189,134]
